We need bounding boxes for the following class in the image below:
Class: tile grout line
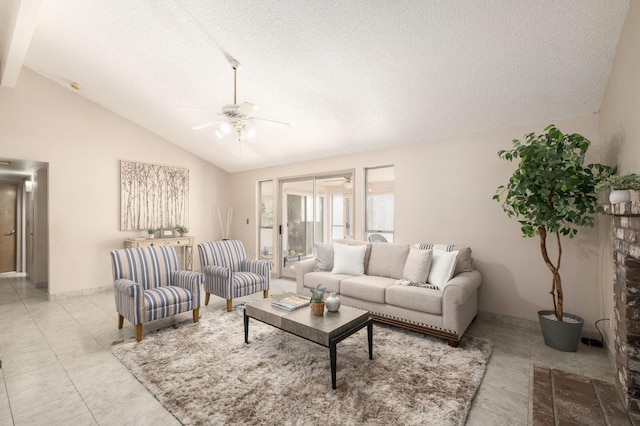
[11,276,102,425]
[55,296,114,426]
[549,368,558,425]
[0,365,14,424]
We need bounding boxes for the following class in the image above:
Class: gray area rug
[111,309,492,425]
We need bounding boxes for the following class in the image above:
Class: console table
[124,236,194,270]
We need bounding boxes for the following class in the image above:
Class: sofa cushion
[303,271,345,294]
[340,275,396,304]
[414,243,473,275]
[332,243,367,275]
[385,284,443,315]
[367,243,410,279]
[334,239,372,273]
[313,243,334,272]
[402,248,433,283]
[427,249,458,288]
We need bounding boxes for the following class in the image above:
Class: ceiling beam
[1,0,44,88]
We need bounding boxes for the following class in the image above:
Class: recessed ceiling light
[70,81,82,90]
[0,161,11,166]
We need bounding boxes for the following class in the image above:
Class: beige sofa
[295,240,482,347]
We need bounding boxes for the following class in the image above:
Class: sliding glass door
[280,179,318,278]
[279,172,353,278]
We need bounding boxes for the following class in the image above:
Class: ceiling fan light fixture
[215,122,233,138]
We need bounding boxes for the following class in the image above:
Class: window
[331,194,344,239]
[258,180,274,261]
[365,166,394,242]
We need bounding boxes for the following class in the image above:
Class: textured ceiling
[1,0,630,172]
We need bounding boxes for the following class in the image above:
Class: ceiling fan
[192,59,289,141]
[324,176,353,189]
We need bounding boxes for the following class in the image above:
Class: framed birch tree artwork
[120,160,189,231]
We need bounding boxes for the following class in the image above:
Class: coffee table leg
[367,321,373,360]
[244,309,249,344]
[330,342,337,389]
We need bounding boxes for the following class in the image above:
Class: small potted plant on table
[146,228,156,239]
[175,225,189,237]
[309,284,326,316]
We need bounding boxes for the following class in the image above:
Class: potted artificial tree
[595,173,640,203]
[494,124,613,352]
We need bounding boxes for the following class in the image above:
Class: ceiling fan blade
[248,117,290,128]
[191,121,218,130]
[237,102,258,116]
[178,104,217,112]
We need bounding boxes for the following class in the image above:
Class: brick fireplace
[602,201,640,412]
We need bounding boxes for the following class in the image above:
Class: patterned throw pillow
[314,243,334,272]
[414,243,473,275]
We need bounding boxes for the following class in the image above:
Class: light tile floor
[0,273,618,425]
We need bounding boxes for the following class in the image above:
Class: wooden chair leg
[226,299,232,312]
[205,293,211,305]
[118,315,124,329]
[193,308,200,323]
[263,289,269,299]
[135,324,143,342]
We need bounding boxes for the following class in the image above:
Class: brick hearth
[602,201,640,413]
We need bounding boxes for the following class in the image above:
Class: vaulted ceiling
[0,0,630,172]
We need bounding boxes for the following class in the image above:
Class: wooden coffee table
[244,296,373,389]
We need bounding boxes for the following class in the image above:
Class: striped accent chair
[110,245,202,342]
[198,240,272,311]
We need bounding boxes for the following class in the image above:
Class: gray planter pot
[538,310,584,352]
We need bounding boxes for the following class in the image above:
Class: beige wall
[0,68,230,297]
[230,114,609,329]
[598,0,640,350]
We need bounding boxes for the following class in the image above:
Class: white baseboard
[49,284,111,301]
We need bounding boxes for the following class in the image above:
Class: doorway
[0,158,49,289]
[279,171,354,278]
[0,183,17,272]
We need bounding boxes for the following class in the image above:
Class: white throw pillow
[332,243,366,275]
[427,249,458,288]
[402,248,433,283]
